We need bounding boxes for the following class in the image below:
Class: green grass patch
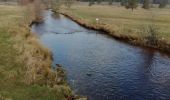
[63,5,170,41]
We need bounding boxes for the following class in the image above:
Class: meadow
[63,3,170,42]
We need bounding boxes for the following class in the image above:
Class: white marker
[96,18,99,24]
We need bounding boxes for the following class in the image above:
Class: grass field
[63,4,170,42]
[0,5,71,100]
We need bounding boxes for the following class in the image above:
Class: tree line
[85,0,169,9]
[0,0,169,10]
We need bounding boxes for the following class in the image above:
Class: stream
[32,10,170,100]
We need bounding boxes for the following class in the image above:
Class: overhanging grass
[0,5,71,100]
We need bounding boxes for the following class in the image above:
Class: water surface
[32,11,170,100]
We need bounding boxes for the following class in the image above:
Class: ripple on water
[32,11,170,100]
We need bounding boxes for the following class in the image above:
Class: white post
[96,18,99,24]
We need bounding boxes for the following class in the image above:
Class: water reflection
[32,11,170,100]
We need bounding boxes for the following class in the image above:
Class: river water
[32,11,170,100]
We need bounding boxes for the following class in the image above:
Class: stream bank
[59,11,170,56]
[32,10,170,100]
[29,10,88,100]
[0,5,86,100]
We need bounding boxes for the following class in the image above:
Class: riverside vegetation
[0,4,73,100]
[1,0,170,99]
[60,3,170,54]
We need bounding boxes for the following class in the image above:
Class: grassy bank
[0,5,72,100]
[60,4,170,53]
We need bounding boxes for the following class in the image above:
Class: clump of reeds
[139,25,159,47]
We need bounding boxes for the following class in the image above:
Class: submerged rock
[86,73,92,77]
[56,64,62,67]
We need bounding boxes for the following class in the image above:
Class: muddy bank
[59,12,170,55]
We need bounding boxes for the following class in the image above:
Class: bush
[125,0,138,11]
[142,0,150,9]
[159,0,168,8]
[89,0,95,6]
[64,0,75,8]
[121,0,127,6]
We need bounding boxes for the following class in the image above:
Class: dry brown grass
[7,4,69,87]
[0,4,72,99]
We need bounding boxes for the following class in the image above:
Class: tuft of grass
[139,25,159,46]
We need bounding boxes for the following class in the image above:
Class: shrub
[125,0,138,11]
[142,0,150,9]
